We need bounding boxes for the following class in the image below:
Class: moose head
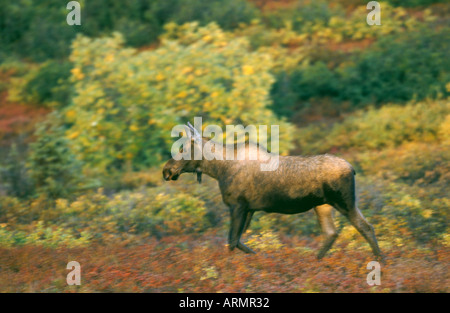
[162,122,204,183]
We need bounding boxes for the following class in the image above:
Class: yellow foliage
[67,131,80,140]
[176,91,188,99]
[247,230,284,252]
[242,65,254,75]
[155,73,165,81]
[70,67,84,80]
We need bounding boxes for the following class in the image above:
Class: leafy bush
[355,176,449,244]
[27,114,85,199]
[246,230,284,252]
[0,196,31,225]
[263,0,337,31]
[0,185,214,243]
[355,142,450,189]
[0,221,91,248]
[23,61,73,107]
[8,61,73,108]
[262,1,421,42]
[0,0,259,61]
[0,0,82,61]
[63,24,294,175]
[0,144,33,198]
[270,61,339,117]
[270,26,449,116]
[297,98,449,154]
[338,27,450,106]
[155,0,260,30]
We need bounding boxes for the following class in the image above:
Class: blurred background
[0,0,448,292]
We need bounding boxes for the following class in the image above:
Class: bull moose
[163,122,382,259]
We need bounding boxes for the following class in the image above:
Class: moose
[163,122,382,260]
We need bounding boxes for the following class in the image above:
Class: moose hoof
[237,242,256,254]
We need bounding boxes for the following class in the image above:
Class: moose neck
[192,138,225,180]
[199,158,229,180]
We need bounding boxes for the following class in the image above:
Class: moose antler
[186,121,202,143]
[185,121,203,184]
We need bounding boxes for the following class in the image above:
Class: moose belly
[256,193,325,214]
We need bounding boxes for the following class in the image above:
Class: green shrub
[270,26,449,117]
[27,114,85,199]
[355,142,450,189]
[338,27,450,106]
[0,144,33,198]
[355,176,449,244]
[0,0,79,61]
[297,98,449,154]
[22,61,72,107]
[7,60,72,108]
[0,196,31,225]
[155,0,260,30]
[263,0,339,31]
[0,221,91,248]
[0,0,259,61]
[42,187,212,239]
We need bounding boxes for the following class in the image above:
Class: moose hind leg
[346,207,382,258]
[314,205,338,259]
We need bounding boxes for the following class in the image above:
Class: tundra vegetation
[0,0,449,292]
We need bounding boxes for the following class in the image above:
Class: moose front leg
[243,211,254,234]
[228,205,255,254]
